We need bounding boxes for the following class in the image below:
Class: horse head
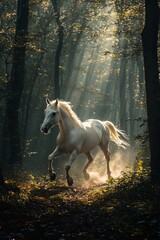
[41,98,60,134]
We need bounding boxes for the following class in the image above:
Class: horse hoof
[50,172,56,181]
[67,177,73,186]
[108,175,113,182]
[84,172,90,181]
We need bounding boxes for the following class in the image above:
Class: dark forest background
[0,1,160,239]
[0,0,160,182]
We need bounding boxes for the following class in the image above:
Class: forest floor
[0,169,160,240]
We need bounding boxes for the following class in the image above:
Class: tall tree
[3,0,29,164]
[141,0,160,182]
[51,0,64,98]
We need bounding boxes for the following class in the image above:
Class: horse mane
[51,100,83,128]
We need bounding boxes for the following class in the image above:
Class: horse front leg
[48,158,56,181]
[48,146,64,181]
[65,150,78,186]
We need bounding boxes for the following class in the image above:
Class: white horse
[41,99,129,186]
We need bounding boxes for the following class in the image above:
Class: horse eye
[52,112,56,117]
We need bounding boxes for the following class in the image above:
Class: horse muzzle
[40,126,51,135]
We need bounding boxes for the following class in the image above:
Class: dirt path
[0,179,109,240]
[0,174,160,240]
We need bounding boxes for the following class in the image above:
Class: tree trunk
[119,58,127,131]
[51,0,64,99]
[0,165,4,186]
[141,0,160,183]
[22,52,44,141]
[3,0,29,164]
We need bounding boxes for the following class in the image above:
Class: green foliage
[94,167,160,239]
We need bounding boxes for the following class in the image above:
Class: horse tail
[104,121,130,148]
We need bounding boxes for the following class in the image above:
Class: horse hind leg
[83,152,93,180]
[99,143,111,180]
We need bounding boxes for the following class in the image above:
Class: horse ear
[55,99,58,106]
[46,98,50,105]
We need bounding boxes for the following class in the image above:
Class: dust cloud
[73,148,136,188]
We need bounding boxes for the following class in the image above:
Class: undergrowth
[0,164,160,240]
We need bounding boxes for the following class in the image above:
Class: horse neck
[58,107,78,136]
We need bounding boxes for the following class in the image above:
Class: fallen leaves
[0,169,160,239]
